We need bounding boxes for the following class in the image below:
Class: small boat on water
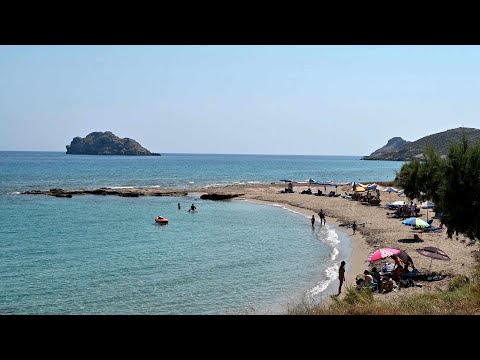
[155,216,169,224]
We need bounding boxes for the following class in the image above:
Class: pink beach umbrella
[368,248,401,263]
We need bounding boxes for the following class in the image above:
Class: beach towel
[381,262,395,274]
[402,268,419,278]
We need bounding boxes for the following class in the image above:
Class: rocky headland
[66,131,160,156]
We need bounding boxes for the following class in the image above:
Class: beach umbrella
[421,201,435,221]
[416,246,450,273]
[304,178,316,187]
[421,201,435,209]
[354,186,366,192]
[368,248,401,263]
[402,217,431,228]
[329,182,342,187]
[382,186,399,201]
[383,187,399,193]
[391,200,406,207]
[351,181,364,190]
[397,250,414,267]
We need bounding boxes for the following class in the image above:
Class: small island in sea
[66,131,160,156]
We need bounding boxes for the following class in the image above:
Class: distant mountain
[362,127,480,161]
[66,131,160,156]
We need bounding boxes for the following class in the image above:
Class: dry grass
[287,269,480,315]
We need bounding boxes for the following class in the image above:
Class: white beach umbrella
[382,186,399,201]
[382,186,399,193]
[421,201,435,209]
[421,201,435,221]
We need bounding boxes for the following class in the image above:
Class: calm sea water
[0,152,403,314]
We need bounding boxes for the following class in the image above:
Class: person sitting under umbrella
[403,258,415,273]
[391,254,404,282]
[371,267,382,292]
[382,274,397,293]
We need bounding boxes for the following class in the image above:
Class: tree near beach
[396,135,480,242]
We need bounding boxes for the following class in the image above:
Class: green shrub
[448,275,470,291]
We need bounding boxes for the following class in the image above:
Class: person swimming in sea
[189,203,197,212]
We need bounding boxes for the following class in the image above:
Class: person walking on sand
[352,221,357,234]
[337,261,346,295]
[311,215,315,227]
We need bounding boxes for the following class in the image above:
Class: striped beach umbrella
[401,217,431,228]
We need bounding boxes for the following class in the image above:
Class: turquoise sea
[0,152,403,314]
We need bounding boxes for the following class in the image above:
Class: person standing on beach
[319,209,326,226]
[311,215,315,227]
[352,221,357,234]
[338,260,346,295]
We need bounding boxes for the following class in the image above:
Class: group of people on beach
[356,254,417,294]
[337,252,418,296]
[357,268,397,293]
[311,209,327,227]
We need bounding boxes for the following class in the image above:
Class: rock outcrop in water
[22,188,186,197]
[66,131,160,156]
[362,127,480,161]
[200,193,245,200]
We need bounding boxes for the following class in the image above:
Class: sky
[0,45,479,155]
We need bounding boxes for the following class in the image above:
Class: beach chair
[424,226,443,232]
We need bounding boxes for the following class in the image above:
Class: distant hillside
[66,131,160,156]
[362,127,480,161]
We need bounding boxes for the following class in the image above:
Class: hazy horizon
[1,45,478,155]
[0,149,371,156]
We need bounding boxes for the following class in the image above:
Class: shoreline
[18,182,479,310]
[242,198,369,306]
[196,182,478,305]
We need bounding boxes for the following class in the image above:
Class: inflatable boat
[155,216,169,224]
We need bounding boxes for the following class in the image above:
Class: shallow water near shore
[0,194,349,314]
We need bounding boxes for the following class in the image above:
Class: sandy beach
[187,182,478,305]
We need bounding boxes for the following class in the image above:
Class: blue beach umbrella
[402,217,431,228]
[304,178,316,187]
[315,181,332,186]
